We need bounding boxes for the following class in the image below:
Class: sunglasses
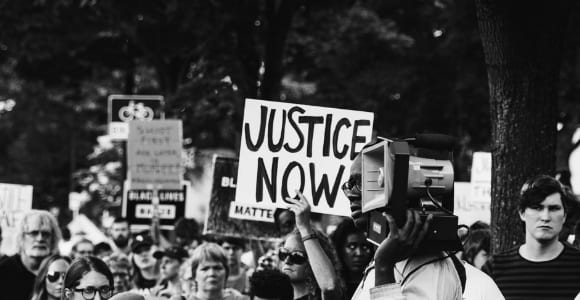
[341,180,361,197]
[46,271,65,283]
[278,248,308,265]
[73,286,113,300]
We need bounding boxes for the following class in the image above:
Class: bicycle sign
[108,94,164,140]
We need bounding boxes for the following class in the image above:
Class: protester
[330,219,373,299]
[103,253,134,294]
[274,209,296,237]
[152,246,189,298]
[218,237,251,295]
[130,234,160,295]
[344,152,463,300]
[71,238,95,259]
[188,242,248,300]
[110,217,132,255]
[249,269,293,300]
[483,175,580,299]
[0,210,62,300]
[94,242,113,259]
[174,218,201,254]
[461,261,504,300]
[31,254,72,300]
[281,191,344,300]
[462,229,490,269]
[62,256,114,300]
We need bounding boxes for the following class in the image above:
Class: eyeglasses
[341,179,361,197]
[345,243,372,253]
[25,230,52,238]
[278,248,308,265]
[73,286,113,300]
[46,271,65,283]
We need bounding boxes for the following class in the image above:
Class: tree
[474,0,574,253]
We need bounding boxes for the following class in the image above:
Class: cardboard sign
[127,120,183,190]
[122,180,192,231]
[235,99,374,216]
[0,183,33,255]
[108,94,164,140]
[454,182,490,226]
[470,152,491,204]
[204,156,279,240]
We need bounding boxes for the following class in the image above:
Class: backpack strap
[449,253,466,293]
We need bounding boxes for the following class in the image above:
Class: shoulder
[224,288,250,300]
[463,262,505,300]
[0,254,22,269]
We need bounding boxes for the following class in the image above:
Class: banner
[127,120,183,190]
[108,94,164,140]
[0,183,33,255]
[204,156,279,240]
[122,180,192,231]
[235,99,374,216]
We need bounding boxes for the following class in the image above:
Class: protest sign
[235,99,374,216]
[127,120,182,190]
[108,94,164,140]
[470,151,492,205]
[0,183,33,255]
[204,156,279,240]
[122,180,192,231]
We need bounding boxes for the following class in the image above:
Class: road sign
[108,95,164,140]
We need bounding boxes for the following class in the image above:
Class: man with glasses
[104,253,133,294]
[344,152,463,300]
[72,238,95,259]
[0,210,62,300]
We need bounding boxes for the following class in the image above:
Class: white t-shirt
[462,262,505,300]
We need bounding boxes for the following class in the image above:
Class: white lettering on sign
[221,177,237,188]
[228,203,275,222]
[135,204,176,219]
[127,190,185,202]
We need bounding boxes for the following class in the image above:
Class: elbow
[319,280,340,295]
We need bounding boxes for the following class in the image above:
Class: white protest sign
[229,202,276,222]
[0,183,33,255]
[127,120,183,190]
[454,182,490,226]
[235,99,374,216]
[470,152,492,204]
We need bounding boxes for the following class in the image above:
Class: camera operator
[344,153,463,300]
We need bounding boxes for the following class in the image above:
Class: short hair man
[0,210,62,300]
[219,237,251,295]
[345,152,463,300]
[71,238,94,259]
[109,217,131,255]
[103,253,133,294]
[484,175,580,299]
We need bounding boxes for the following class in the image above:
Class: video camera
[361,134,462,251]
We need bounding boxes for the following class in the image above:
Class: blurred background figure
[189,242,248,300]
[110,292,146,300]
[330,219,373,299]
[274,209,296,238]
[62,256,114,300]
[94,242,114,259]
[152,246,189,298]
[30,254,71,300]
[109,217,132,255]
[462,229,491,269]
[104,253,134,294]
[173,218,201,255]
[218,237,251,295]
[0,210,62,300]
[130,233,160,295]
[249,269,293,300]
[71,238,94,259]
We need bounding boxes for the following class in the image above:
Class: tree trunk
[474,0,572,254]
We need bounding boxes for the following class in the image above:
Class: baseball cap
[153,246,189,261]
[130,234,154,253]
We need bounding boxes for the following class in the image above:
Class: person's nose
[94,292,102,300]
[353,247,362,256]
[540,208,551,221]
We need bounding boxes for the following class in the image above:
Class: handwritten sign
[0,183,33,255]
[454,182,490,226]
[470,152,491,204]
[235,99,374,216]
[127,120,182,190]
[205,156,279,240]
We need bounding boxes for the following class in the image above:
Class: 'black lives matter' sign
[235,99,374,217]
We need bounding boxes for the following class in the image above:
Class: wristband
[301,233,317,242]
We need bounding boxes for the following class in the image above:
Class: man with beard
[109,217,132,255]
[0,210,62,300]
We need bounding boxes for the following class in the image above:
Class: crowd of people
[1,153,580,300]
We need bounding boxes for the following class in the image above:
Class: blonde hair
[16,210,62,255]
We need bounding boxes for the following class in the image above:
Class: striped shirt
[484,244,580,300]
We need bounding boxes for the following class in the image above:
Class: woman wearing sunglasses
[62,256,115,300]
[31,254,72,300]
[281,191,344,300]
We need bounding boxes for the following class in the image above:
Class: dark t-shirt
[484,244,580,300]
[0,254,37,300]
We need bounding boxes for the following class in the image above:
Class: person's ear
[519,210,525,222]
[63,288,72,300]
